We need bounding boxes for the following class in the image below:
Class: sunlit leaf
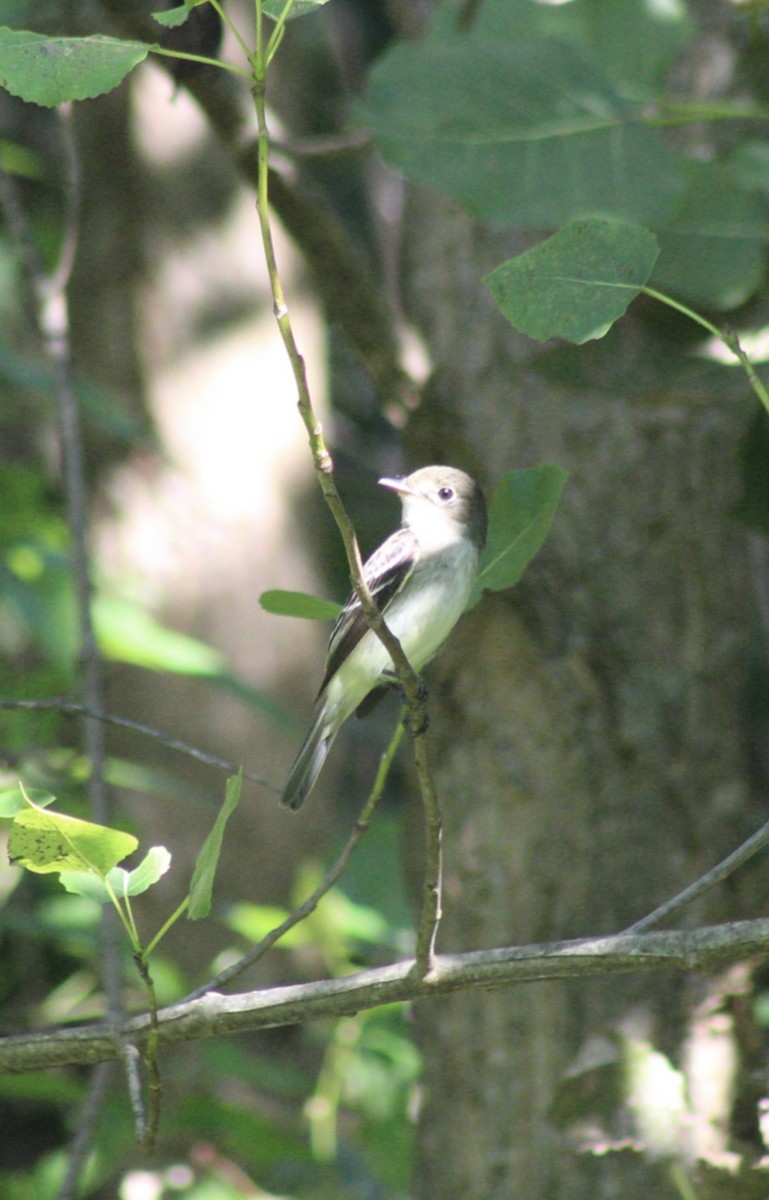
[260,589,340,621]
[188,770,242,920]
[0,786,57,818]
[61,845,172,903]
[294,862,391,965]
[0,137,49,181]
[8,802,138,876]
[0,29,149,106]
[468,467,568,608]
[93,593,223,675]
[485,219,659,344]
[226,901,310,946]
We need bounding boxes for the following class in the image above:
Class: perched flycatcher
[281,465,487,810]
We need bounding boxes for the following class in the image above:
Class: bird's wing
[318,527,418,694]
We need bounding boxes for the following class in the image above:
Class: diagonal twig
[622,816,769,935]
[55,1061,114,1200]
[0,697,280,794]
[250,12,442,976]
[181,720,405,1002]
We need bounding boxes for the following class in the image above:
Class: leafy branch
[484,217,769,417]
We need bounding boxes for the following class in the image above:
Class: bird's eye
[437,486,454,501]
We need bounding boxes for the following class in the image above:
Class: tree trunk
[401,195,761,1199]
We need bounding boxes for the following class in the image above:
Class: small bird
[281,465,487,810]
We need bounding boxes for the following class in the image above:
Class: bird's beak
[379,476,417,497]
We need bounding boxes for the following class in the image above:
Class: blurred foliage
[2,0,769,1197]
[0,816,419,1197]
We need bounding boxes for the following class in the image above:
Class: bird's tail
[281,705,337,811]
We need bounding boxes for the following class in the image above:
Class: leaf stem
[645,98,769,127]
[179,720,404,1001]
[265,0,296,66]
[104,877,141,952]
[143,896,190,961]
[208,0,252,64]
[148,43,253,80]
[642,286,769,415]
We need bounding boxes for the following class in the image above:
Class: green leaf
[468,466,568,608]
[152,1,210,28]
[152,6,194,29]
[225,901,310,947]
[8,802,138,876]
[732,142,769,194]
[188,770,242,920]
[364,30,682,227]
[61,845,172,903]
[263,0,331,19]
[0,786,56,818]
[259,589,340,621]
[650,161,768,311]
[93,593,224,675]
[485,218,659,344]
[0,137,50,181]
[0,29,149,107]
[458,0,693,91]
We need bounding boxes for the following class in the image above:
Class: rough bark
[401,195,761,1198]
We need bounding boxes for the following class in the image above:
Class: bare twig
[120,1043,146,1144]
[623,816,769,935]
[5,917,769,1075]
[411,740,443,975]
[0,697,280,794]
[642,286,769,416]
[132,955,162,1151]
[55,1061,114,1200]
[270,128,371,159]
[182,720,405,1002]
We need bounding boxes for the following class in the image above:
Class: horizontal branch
[4,917,769,1074]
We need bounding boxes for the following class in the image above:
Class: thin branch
[181,720,405,1002]
[270,128,371,159]
[0,697,280,795]
[250,13,441,971]
[5,917,769,1074]
[55,1061,114,1200]
[409,717,443,976]
[148,42,253,81]
[120,1043,146,1144]
[623,816,769,935]
[1,111,125,1194]
[642,286,769,416]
